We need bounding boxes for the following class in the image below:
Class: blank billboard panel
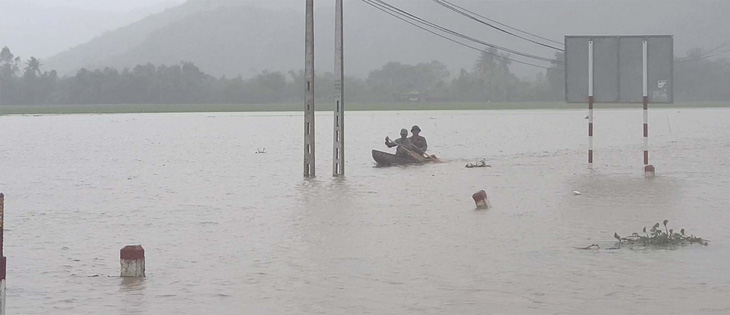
[619,37,644,103]
[565,35,673,103]
[565,37,589,103]
[593,37,619,103]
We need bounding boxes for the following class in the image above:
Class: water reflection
[119,277,147,315]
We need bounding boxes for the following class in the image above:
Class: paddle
[400,145,428,163]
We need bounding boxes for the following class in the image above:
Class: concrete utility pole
[304,0,316,177]
[332,0,345,177]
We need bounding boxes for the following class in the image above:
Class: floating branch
[582,219,709,250]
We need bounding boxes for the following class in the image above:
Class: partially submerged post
[472,190,491,209]
[332,0,345,177]
[1,193,6,315]
[303,0,316,177]
[120,245,145,277]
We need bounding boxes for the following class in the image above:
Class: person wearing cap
[409,125,428,154]
[385,128,415,157]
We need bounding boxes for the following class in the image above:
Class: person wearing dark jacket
[409,125,428,154]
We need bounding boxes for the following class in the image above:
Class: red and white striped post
[642,40,655,177]
[588,40,595,165]
[1,193,6,315]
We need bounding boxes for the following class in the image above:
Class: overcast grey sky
[0,0,185,59]
[1,0,727,80]
[1,0,185,11]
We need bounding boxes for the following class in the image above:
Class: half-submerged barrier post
[1,193,6,315]
[120,245,145,277]
[472,190,491,209]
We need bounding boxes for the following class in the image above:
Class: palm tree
[25,57,42,76]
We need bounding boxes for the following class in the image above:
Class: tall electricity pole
[332,0,345,177]
[304,0,316,177]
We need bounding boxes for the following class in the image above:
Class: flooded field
[1,108,728,314]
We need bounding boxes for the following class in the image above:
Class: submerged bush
[580,219,709,250]
[616,219,709,247]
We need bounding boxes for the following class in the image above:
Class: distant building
[406,90,425,102]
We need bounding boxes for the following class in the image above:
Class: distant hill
[44,0,730,79]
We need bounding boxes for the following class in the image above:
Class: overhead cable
[361,0,564,71]
[432,0,563,51]
[371,0,559,64]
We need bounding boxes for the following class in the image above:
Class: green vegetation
[616,220,709,247]
[580,219,709,250]
[1,43,727,110]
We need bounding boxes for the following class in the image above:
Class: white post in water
[304,0,316,177]
[120,245,145,277]
[587,40,594,165]
[642,39,655,177]
[1,193,6,315]
[332,0,345,177]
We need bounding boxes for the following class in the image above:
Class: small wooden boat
[372,149,441,166]
[372,150,421,166]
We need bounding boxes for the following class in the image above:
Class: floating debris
[255,148,266,154]
[582,219,709,250]
[466,159,491,168]
[572,191,581,196]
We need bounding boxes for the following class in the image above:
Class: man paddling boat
[408,125,428,155]
[385,128,416,157]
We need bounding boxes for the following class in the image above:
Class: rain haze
[0,0,728,314]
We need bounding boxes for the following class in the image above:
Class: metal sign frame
[565,35,673,103]
[565,35,672,174]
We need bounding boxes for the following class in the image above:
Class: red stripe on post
[588,96,594,109]
[643,96,648,110]
[589,150,593,163]
[589,123,593,137]
[644,151,649,165]
[0,256,5,280]
[644,124,648,137]
[120,245,145,260]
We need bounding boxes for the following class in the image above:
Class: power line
[676,47,730,63]
[432,0,563,51]
[371,0,559,64]
[361,0,564,71]
[437,0,563,46]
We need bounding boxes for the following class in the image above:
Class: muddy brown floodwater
[1,108,728,314]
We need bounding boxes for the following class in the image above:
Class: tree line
[0,46,727,105]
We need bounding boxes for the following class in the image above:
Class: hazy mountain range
[18,0,730,79]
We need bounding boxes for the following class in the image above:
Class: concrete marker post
[472,190,491,209]
[120,245,145,277]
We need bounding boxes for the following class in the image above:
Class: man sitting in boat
[408,125,428,154]
[385,128,416,157]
